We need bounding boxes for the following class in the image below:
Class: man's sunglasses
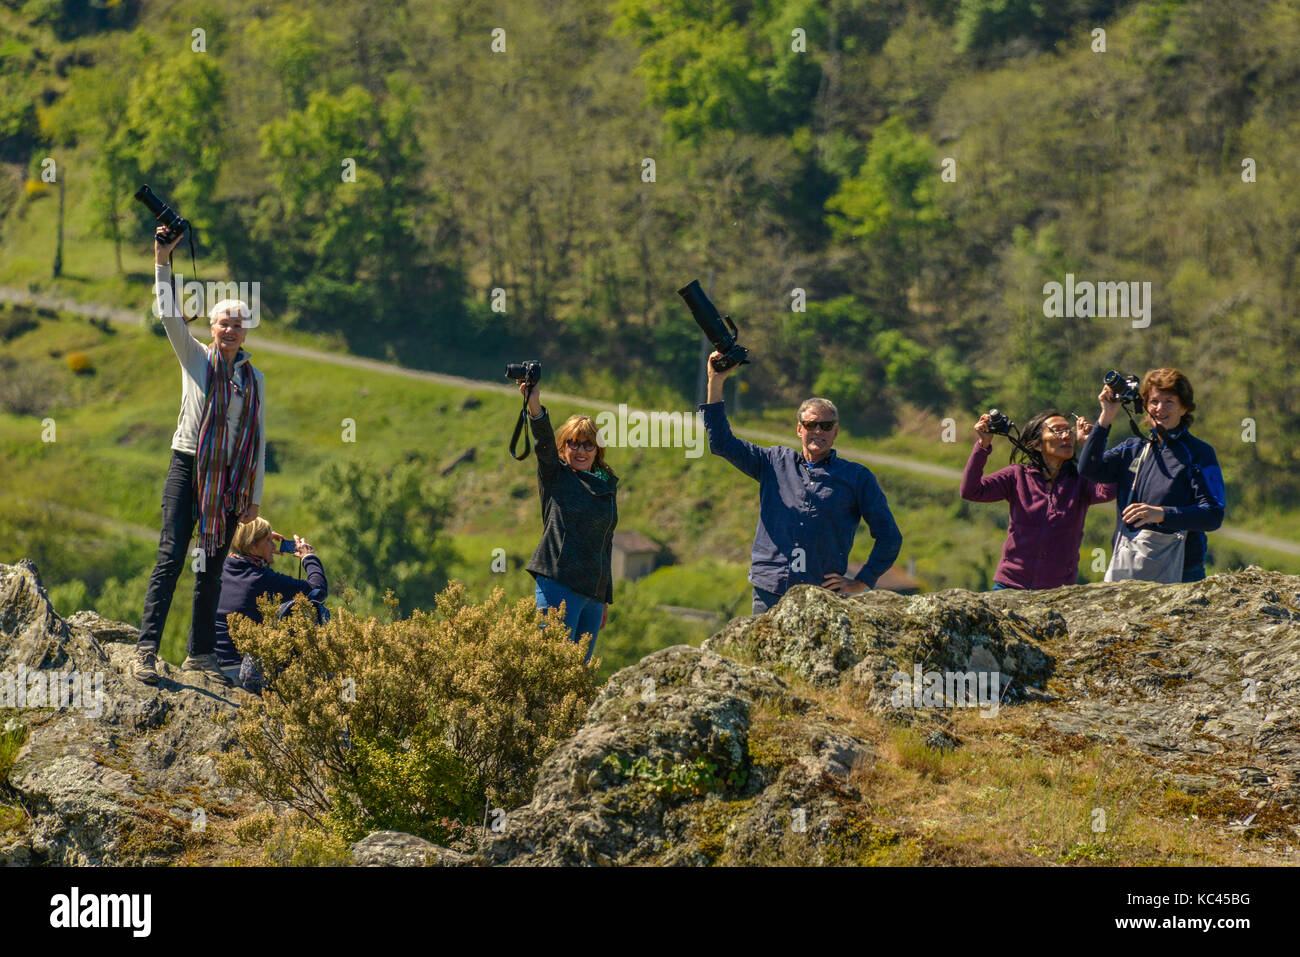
[799,419,837,432]
[565,439,597,452]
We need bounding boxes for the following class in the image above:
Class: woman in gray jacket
[519,381,618,664]
[131,226,266,686]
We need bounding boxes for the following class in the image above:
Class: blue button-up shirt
[700,401,903,595]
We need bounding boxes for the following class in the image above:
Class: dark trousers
[137,450,238,657]
[752,584,782,615]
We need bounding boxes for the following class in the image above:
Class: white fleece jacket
[156,263,265,505]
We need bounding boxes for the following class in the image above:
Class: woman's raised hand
[154,225,182,264]
[1097,385,1121,426]
[520,379,541,417]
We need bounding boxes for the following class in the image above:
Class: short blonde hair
[232,516,272,555]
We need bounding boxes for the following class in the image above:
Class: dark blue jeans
[752,585,782,615]
[534,574,604,664]
[136,450,238,658]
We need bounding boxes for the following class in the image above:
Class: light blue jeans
[534,575,604,664]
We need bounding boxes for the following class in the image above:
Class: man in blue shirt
[701,352,903,614]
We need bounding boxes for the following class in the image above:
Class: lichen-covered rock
[6,557,1299,866]
[989,569,1300,803]
[1,560,250,865]
[351,830,474,866]
[477,646,818,864]
[705,584,1055,708]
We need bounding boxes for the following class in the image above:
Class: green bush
[302,457,457,618]
[222,583,598,844]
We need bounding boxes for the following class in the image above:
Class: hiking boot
[131,648,159,685]
[181,652,233,686]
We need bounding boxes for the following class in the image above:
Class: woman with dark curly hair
[961,409,1115,590]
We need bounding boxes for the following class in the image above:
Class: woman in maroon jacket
[961,410,1116,590]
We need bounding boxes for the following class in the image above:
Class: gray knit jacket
[525,408,618,603]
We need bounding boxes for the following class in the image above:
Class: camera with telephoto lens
[677,279,750,372]
[133,185,189,244]
[1103,370,1144,412]
[986,409,1013,435]
[505,360,541,386]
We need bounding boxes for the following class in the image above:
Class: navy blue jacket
[214,553,327,668]
[1078,422,1226,569]
[700,401,902,595]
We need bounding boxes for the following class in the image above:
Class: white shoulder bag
[1104,441,1186,583]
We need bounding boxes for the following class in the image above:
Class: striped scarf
[194,347,261,556]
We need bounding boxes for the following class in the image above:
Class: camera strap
[1123,403,1144,438]
[509,393,532,460]
[168,228,202,323]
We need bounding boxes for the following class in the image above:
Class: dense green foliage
[302,456,457,617]
[3,0,1294,512]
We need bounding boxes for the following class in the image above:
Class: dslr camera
[1103,371,1143,412]
[505,360,541,386]
[985,409,1013,435]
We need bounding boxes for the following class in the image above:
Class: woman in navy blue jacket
[1078,368,1225,582]
[214,517,327,686]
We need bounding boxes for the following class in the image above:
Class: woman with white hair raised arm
[132,225,266,686]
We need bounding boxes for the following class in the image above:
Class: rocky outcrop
[4,558,1298,866]
[350,830,475,866]
[475,571,1300,864]
[0,560,250,865]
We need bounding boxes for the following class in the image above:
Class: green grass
[0,721,30,837]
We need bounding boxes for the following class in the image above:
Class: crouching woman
[214,517,327,688]
[519,381,618,664]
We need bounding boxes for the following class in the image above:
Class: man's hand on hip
[822,574,867,596]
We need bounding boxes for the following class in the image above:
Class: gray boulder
[1,559,249,865]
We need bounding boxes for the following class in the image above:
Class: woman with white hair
[132,226,266,686]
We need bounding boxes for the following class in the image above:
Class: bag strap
[1129,437,1156,499]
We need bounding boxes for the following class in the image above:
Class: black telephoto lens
[677,279,749,372]
[133,184,189,241]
